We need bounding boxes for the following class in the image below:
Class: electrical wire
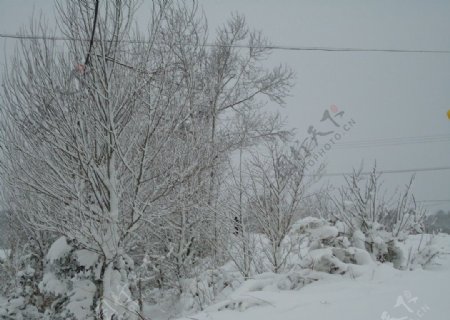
[2,32,449,184]
[307,165,450,177]
[1,32,450,54]
[334,134,450,149]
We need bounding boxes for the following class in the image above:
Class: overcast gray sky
[1,0,449,212]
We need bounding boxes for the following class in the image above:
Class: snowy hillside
[172,234,450,320]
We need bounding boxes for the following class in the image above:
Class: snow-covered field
[175,234,450,320]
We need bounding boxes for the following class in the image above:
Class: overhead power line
[310,165,450,177]
[1,32,450,54]
[334,134,450,149]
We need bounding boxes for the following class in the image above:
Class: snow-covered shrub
[331,165,426,266]
[211,271,318,312]
[291,217,374,275]
[1,251,44,320]
[0,215,52,320]
[404,234,441,270]
[291,217,339,250]
[178,271,221,313]
[0,249,15,296]
[221,217,259,278]
[0,207,51,298]
[37,236,97,320]
[19,236,139,320]
[141,265,244,318]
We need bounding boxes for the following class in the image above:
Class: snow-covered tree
[0,0,294,317]
[245,140,316,273]
[0,1,214,318]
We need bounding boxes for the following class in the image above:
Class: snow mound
[46,236,72,262]
[65,279,97,320]
[291,217,337,239]
[74,249,99,269]
[217,296,271,312]
[232,272,318,296]
[291,216,339,247]
[0,249,10,261]
[39,272,66,296]
[201,271,321,314]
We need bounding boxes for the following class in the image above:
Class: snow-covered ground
[1,234,448,319]
[175,234,450,320]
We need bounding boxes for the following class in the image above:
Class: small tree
[217,148,256,278]
[245,140,316,273]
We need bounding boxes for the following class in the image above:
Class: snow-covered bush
[211,270,320,313]
[0,249,16,296]
[0,210,52,319]
[331,165,426,266]
[1,251,44,320]
[291,217,339,250]
[5,236,140,320]
[0,208,50,297]
[37,236,98,320]
[291,217,373,275]
[403,234,441,270]
[221,217,259,278]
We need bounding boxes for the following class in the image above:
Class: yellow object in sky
[448,109,450,119]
